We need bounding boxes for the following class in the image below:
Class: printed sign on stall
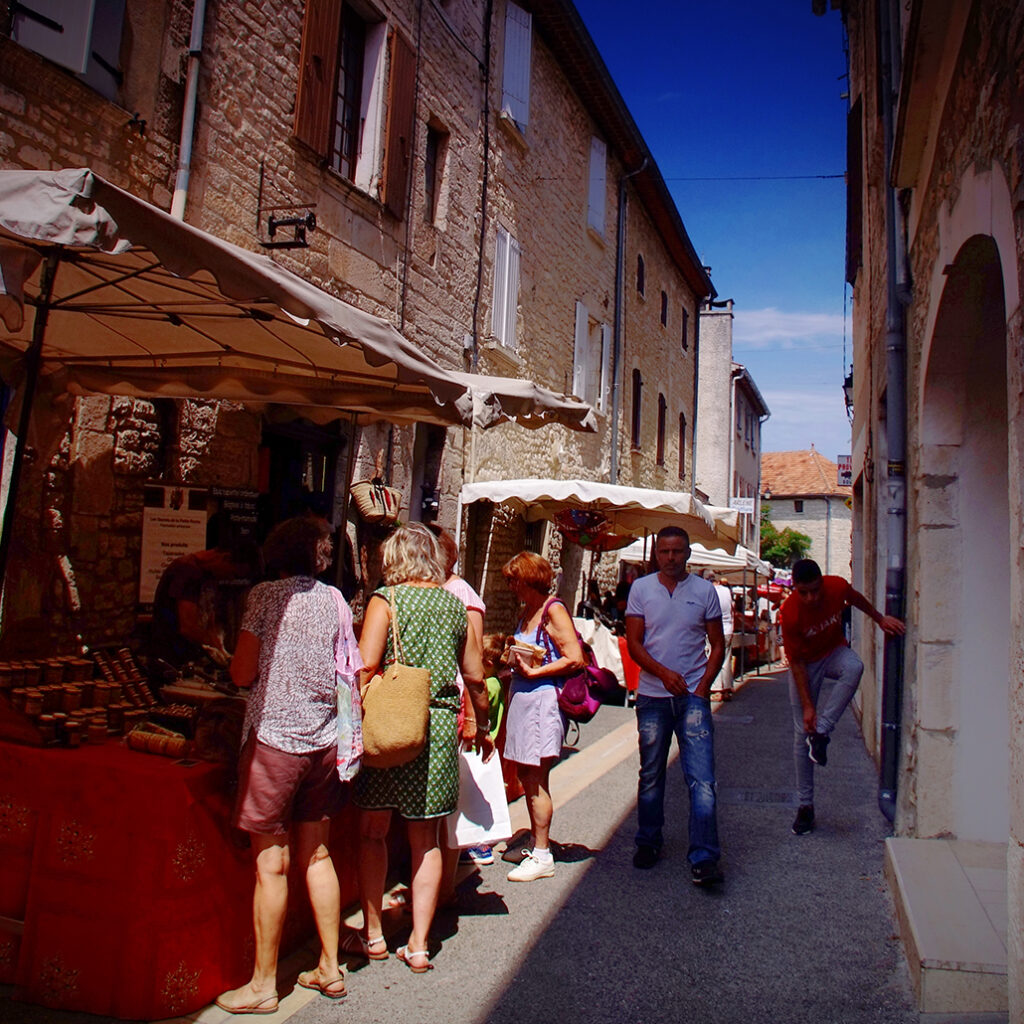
[837,455,853,488]
[139,487,208,605]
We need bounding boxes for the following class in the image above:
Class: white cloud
[733,307,845,349]
[760,387,852,458]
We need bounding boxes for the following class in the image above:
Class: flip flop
[339,930,389,960]
[297,969,347,1000]
[397,944,433,973]
[214,991,279,1015]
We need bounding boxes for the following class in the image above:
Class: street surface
[3,668,1008,1024]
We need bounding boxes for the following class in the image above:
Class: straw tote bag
[350,477,402,524]
[360,587,432,768]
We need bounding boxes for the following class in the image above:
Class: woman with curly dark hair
[216,515,361,1013]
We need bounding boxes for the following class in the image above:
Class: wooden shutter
[502,3,532,128]
[504,234,521,347]
[572,302,588,399]
[587,137,606,233]
[382,28,417,219]
[598,323,611,411]
[492,228,509,341]
[294,0,342,157]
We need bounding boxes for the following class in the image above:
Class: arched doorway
[919,234,1009,841]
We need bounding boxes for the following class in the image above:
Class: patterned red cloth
[0,739,359,1018]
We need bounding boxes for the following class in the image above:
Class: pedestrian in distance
[781,558,905,836]
[704,569,734,701]
[625,526,727,887]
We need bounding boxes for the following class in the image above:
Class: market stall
[0,168,597,1017]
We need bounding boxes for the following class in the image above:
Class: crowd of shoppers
[213,516,900,1011]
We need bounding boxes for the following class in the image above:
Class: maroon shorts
[233,734,347,835]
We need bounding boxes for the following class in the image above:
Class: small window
[587,137,606,234]
[794,500,804,513]
[636,254,645,297]
[660,291,668,327]
[678,412,687,480]
[656,394,667,465]
[492,226,521,348]
[502,2,532,129]
[572,302,611,411]
[424,125,448,224]
[631,369,643,449]
[681,307,689,351]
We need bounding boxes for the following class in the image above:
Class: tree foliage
[760,507,812,568]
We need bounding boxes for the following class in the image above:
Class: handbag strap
[536,596,593,667]
[387,586,406,664]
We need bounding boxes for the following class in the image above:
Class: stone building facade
[0,0,710,643]
[838,0,1023,1013]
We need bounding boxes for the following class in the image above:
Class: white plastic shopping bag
[446,749,513,849]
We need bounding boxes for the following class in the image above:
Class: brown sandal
[297,969,347,999]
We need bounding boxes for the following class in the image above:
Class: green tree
[760,507,812,568]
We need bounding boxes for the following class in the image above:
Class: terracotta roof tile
[760,449,852,498]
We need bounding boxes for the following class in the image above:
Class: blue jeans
[635,692,720,866]
[788,644,864,805]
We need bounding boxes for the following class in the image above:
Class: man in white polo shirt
[625,526,727,886]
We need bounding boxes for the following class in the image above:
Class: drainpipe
[877,0,908,824]
[170,0,208,221]
[610,158,647,485]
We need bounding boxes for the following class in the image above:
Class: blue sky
[574,0,852,460]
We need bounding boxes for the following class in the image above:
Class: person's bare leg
[357,809,391,943]
[438,838,460,906]
[294,820,344,994]
[406,817,443,954]
[217,833,288,1011]
[518,762,554,850]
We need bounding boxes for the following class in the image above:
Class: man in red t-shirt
[780,559,905,835]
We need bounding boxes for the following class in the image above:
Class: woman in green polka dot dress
[351,524,492,972]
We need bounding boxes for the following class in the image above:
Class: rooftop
[760,448,851,498]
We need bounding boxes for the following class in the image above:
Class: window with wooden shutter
[587,137,606,234]
[656,394,667,465]
[294,0,343,157]
[573,301,589,400]
[631,369,643,449]
[382,28,417,219]
[12,0,126,100]
[501,2,532,129]
[492,227,520,348]
[678,412,687,480]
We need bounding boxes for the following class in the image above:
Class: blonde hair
[481,632,506,675]
[381,522,445,585]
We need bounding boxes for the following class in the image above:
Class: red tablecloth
[0,740,359,1018]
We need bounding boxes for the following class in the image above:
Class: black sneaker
[792,804,815,835]
[690,860,724,887]
[806,732,830,766]
[632,844,660,870]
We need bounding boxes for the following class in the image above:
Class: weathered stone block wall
[695,306,733,506]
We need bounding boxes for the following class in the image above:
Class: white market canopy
[0,167,597,433]
[459,478,734,550]
[617,538,774,582]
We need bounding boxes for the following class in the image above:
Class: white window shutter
[587,137,607,233]
[598,323,611,411]
[572,302,588,399]
[502,3,532,128]
[12,0,97,74]
[504,234,521,348]
[492,228,508,342]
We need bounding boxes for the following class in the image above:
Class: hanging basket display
[553,508,611,548]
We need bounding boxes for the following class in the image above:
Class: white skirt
[502,676,566,766]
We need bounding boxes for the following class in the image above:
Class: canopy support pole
[0,249,60,622]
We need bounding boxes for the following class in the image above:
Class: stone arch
[917,233,1009,840]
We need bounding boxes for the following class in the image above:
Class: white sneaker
[507,850,555,882]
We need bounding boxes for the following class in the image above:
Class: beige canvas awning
[0,167,596,432]
[459,478,736,551]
